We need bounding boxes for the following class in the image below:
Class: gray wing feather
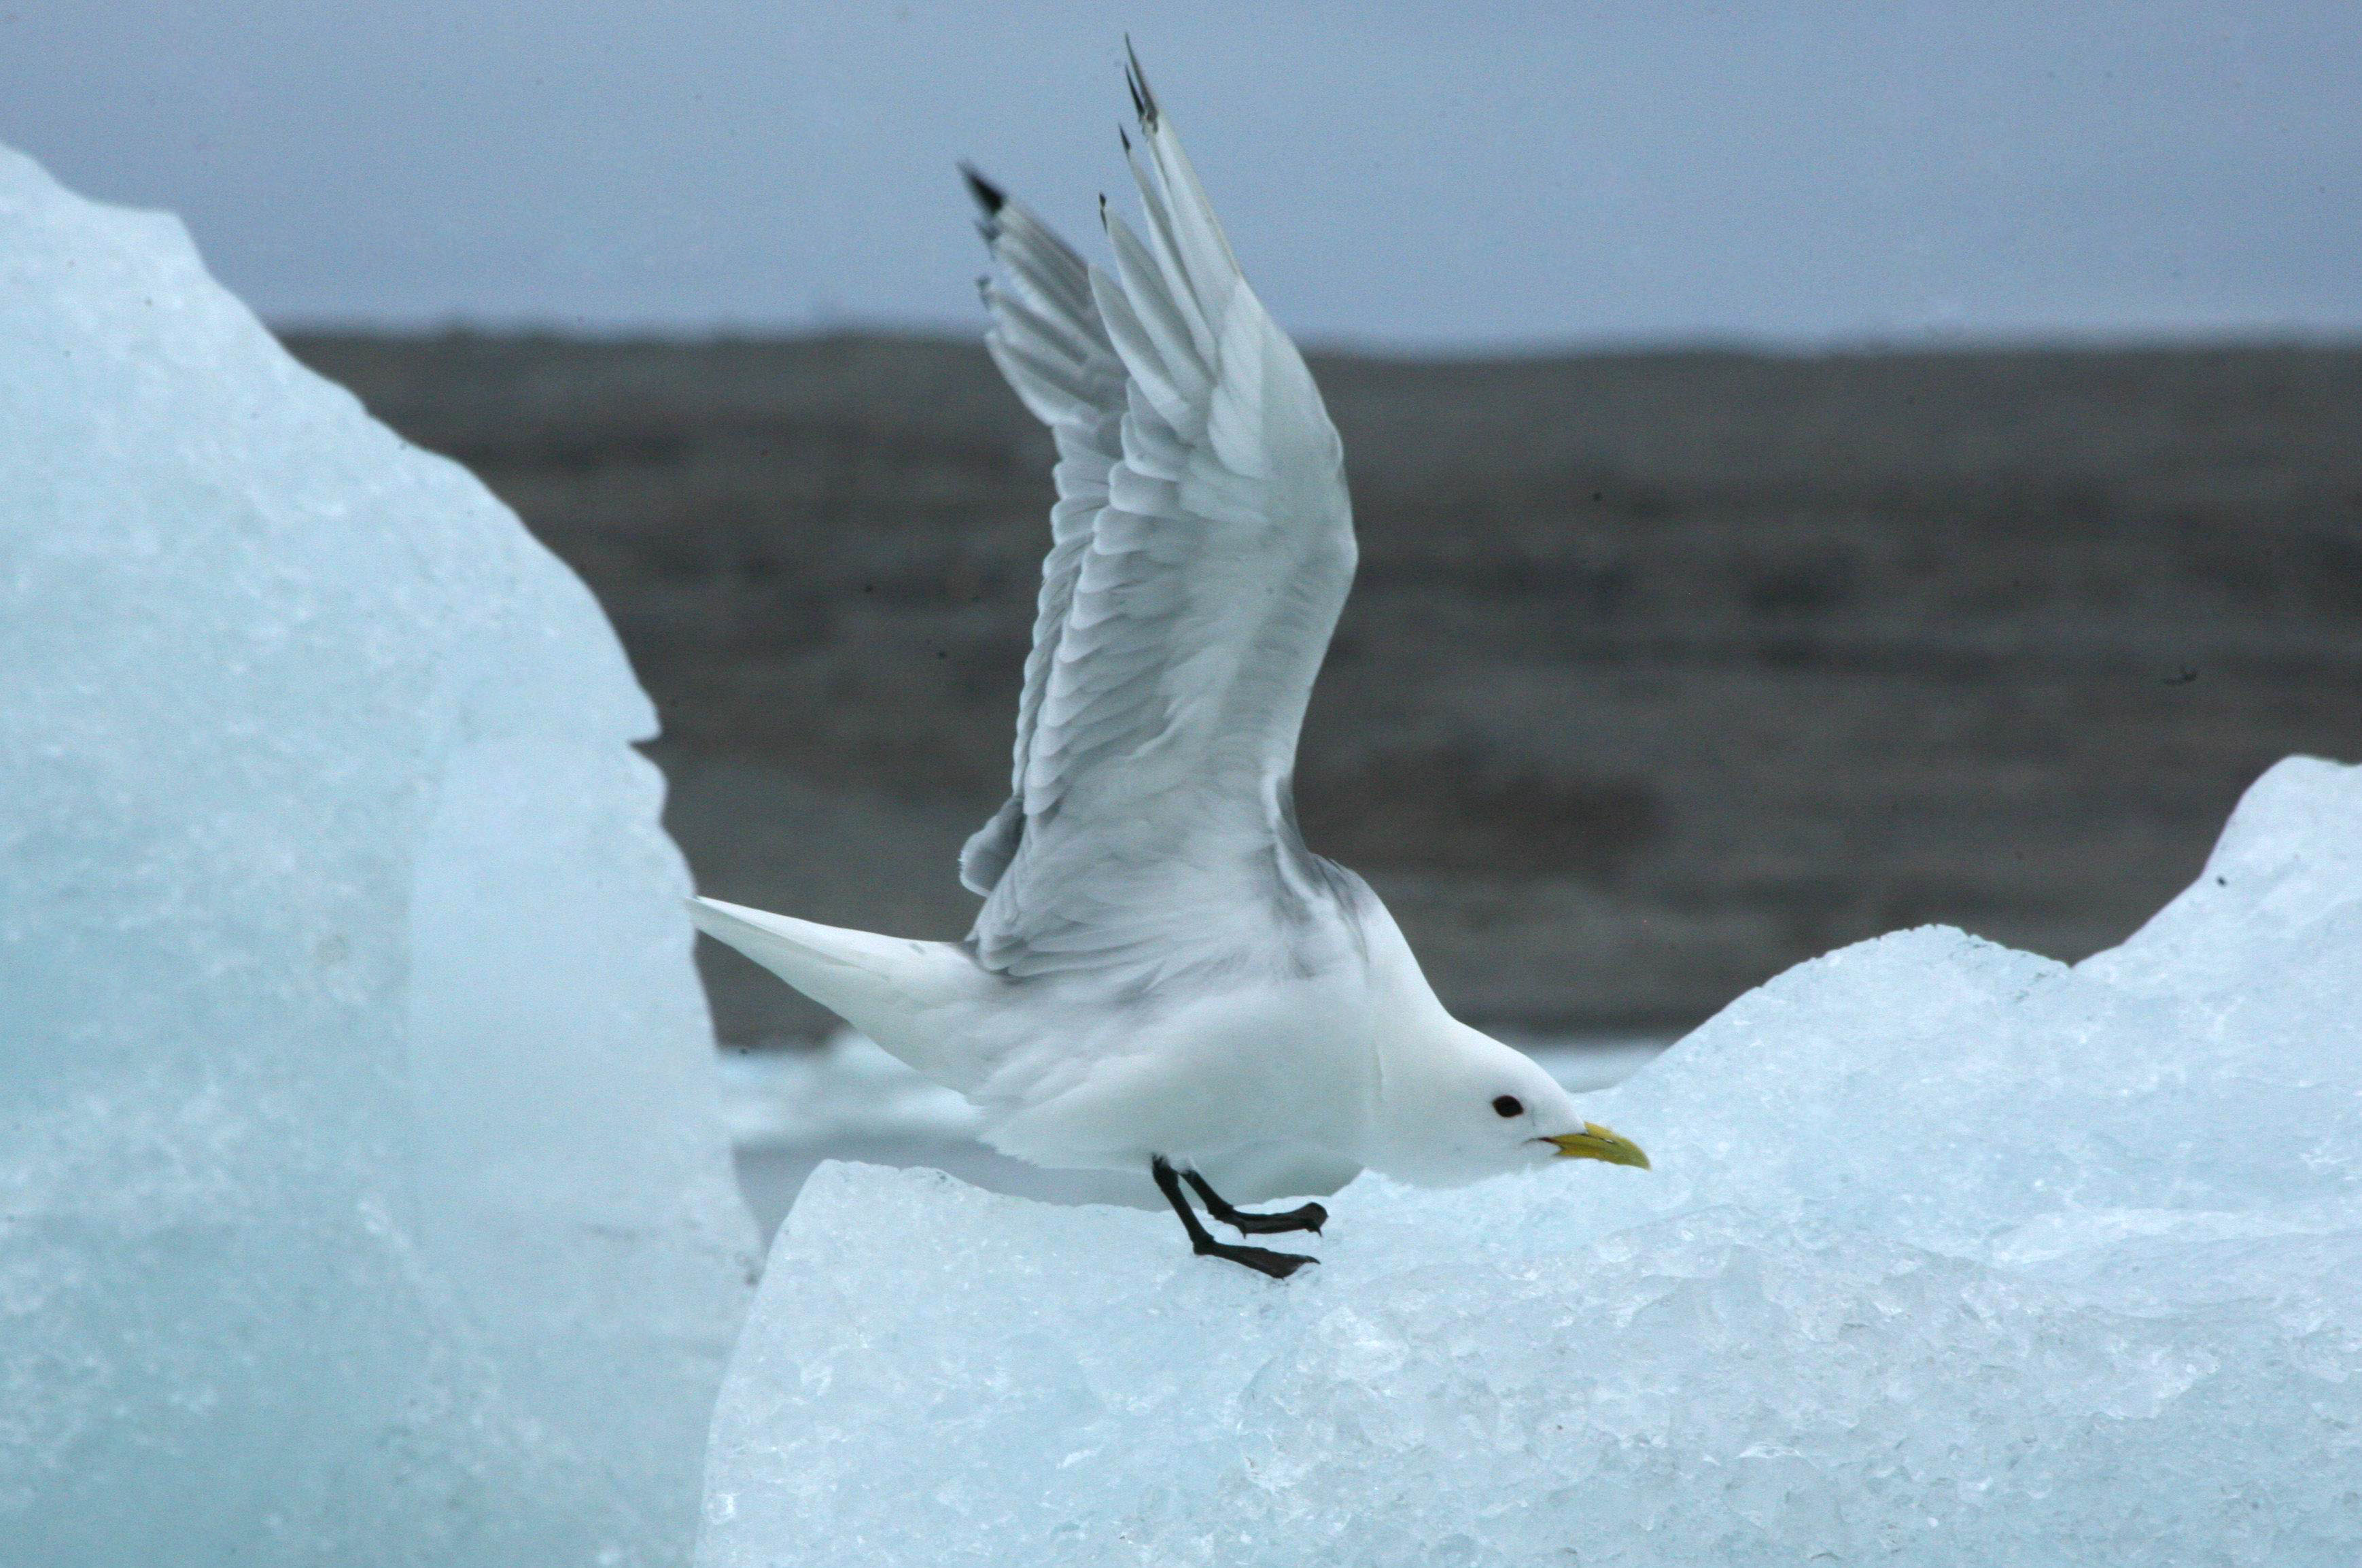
[960,70,1360,984]
[958,179,1128,895]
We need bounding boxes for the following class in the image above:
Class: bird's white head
[1363,1016,1650,1187]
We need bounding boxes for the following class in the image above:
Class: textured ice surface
[0,147,754,1564]
[701,757,2362,1567]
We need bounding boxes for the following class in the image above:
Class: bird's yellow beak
[1545,1122,1650,1170]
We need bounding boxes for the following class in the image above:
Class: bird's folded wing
[960,61,1361,983]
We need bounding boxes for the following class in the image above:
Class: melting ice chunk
[0,145,754,1565]
[701,757,2362,1567]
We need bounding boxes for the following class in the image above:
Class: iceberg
[0,147,755,1565]
[700,756,2362,1568]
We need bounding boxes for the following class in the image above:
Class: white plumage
[693,49,1645,1276]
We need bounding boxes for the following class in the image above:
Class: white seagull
[692,50,1648,1277]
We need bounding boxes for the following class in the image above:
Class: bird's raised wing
[959,54,1362,983]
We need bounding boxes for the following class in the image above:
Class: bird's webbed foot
[1192,1235,1318,1279]
[1153,1157,1319,1279]
[1182,1169,1327,1235]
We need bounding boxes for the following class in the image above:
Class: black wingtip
[1123,36,1159,130]
[958,162,1007,217]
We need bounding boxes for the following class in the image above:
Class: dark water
[286,331,2362,1043]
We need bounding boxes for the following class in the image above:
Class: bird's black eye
[1493,1096,1523,1118]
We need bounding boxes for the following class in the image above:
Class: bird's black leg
[1182,1170,1327,1236]
[1151,1157,1317,1279]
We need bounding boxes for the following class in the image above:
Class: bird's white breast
[968,947,1386,1180]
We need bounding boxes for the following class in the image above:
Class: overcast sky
[4,2,2357,349]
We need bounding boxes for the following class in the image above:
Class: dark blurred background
[283,332,2362,1041]
[10,3,2359,1043]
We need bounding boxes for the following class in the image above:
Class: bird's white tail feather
[687,897,982,1076]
